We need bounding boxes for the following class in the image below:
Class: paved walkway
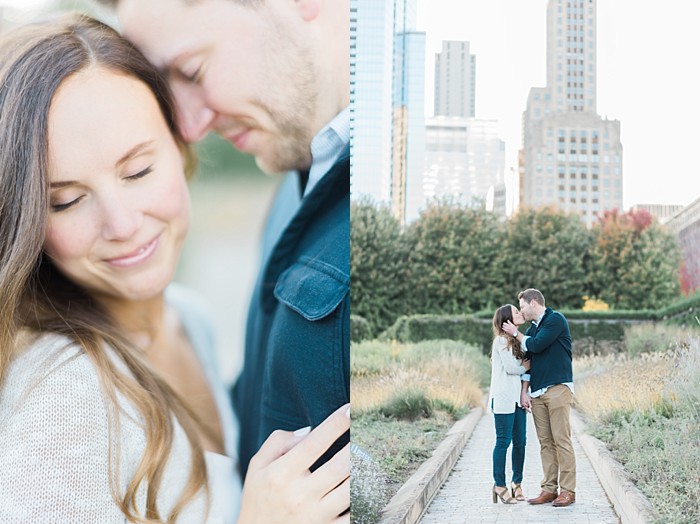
[419,409,620,524]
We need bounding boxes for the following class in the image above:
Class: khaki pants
[531,384,576,493]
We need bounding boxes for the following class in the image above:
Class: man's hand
[520,391,532,412]
[237,404,350,524]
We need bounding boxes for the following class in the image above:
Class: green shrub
[350,340,399,377]
[561,309,657,320]
[379,313,642,355]
[379,314,493,353]
[657,293,700,329]
[568,319,629,341]
[351,315,372,343]
[350,199,410,335]
[380,388,433,420]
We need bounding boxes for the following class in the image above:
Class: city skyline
[417,0,700,210]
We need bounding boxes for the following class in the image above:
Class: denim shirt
[232,146,350,476]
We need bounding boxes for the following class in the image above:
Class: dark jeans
[492,403,527,487]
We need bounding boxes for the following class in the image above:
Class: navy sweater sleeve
[524,313,567,354]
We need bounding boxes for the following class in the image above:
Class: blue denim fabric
[233,148,350,477]
[492,402,527,486]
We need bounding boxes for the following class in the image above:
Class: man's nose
[173,86,216,143]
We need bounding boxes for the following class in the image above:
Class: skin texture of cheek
[43,219,97,268]
[156,175,191,242]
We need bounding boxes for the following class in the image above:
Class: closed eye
[51,196,84,212]
[186,66,202,83]
[126,165,154,180]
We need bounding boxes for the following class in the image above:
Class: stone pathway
[419,409,620,523]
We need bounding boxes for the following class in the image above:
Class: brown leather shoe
[527,490,557,505]
[552,490,576,507]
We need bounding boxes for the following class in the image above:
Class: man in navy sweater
[503,288,576,507]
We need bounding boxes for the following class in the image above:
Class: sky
[417,0,700,210]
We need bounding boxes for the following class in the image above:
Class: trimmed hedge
[377,314,643,356]
[378,314,494,353]
[656,293,700,327]
[368,296,700,354]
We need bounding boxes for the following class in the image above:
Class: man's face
[519,298,536,322]
[117,0,320,174]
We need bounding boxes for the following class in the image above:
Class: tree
[589,209,681,309]
[403,199,505,315]
[503,207,591,309]
[350,198,409,336]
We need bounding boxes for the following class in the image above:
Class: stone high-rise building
[520,0,623,227]
[667,198,700,295]
[434,40,476,119]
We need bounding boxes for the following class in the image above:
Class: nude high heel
[511,483,525,501]
[493,485,517,504]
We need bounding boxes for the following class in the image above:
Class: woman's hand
[520,391,532,412]
[237,404,350,524]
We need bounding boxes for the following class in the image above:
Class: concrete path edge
[378,406,483,524]
[570,408,656,524]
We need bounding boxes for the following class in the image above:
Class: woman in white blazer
[488,304,530,504]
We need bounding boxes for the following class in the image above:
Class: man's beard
[253,24,318,174]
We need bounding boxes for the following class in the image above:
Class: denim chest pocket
[273,257,349,321]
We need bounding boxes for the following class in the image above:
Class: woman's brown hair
[492,304,525,360]
[0,14,204,523]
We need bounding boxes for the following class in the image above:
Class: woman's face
[43,68,190,302]
[510,305,525,326]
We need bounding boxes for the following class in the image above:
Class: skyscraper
[350,0,424,225]
[421,39,505,219]
[520,0,623,227]
[390,0,425,223]
[434,40,476,118]
[424,116,505,212]
[350,0,394,204]
[393,29,426,223]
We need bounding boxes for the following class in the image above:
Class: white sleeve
[0,350,125,523]
[495,337,527,375]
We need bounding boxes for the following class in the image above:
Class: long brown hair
[0,14,204,523]
[492,304,525,360]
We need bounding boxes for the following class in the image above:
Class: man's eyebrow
[161,48,200,77]
[116,140,155,167]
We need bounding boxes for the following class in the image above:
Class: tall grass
[575,324,700,524]
[351,339,489,416]
[351,339,490,524]
[622,322,693,357]
[574,351,674,423]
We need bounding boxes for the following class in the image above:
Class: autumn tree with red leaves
[588,209,681,309]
